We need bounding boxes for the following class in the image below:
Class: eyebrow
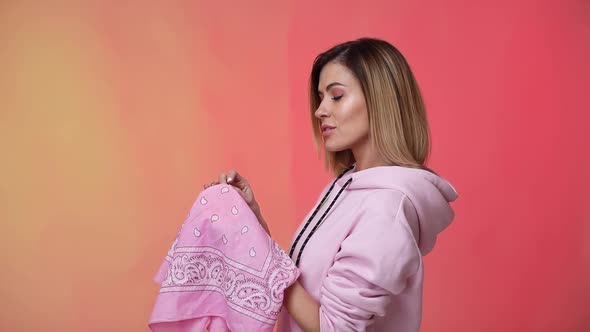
[318,82,347,95]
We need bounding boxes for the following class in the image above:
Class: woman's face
[315,61,370,153]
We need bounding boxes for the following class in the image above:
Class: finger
[204,181,218,189]
[227,170,247,186]
[218,173,227,184]
[227,170,237,183]
[233,186,247,200]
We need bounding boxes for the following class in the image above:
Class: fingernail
[227,177,232,182]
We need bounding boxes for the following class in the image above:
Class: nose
[314,100,329,119]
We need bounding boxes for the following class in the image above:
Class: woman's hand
[204,170,259,213]
[203,170,270,235]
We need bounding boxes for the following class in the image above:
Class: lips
[321,124,336,132]
[321,124,336,137]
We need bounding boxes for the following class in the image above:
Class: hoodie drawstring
[289,165,354,267]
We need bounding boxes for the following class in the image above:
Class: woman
[204,37,457,332]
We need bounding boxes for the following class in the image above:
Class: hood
[336,165,458,255]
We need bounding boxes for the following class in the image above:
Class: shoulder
[356,189,414,217]
[352,189,420,241]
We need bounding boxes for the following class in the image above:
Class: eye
[331,95,343,101]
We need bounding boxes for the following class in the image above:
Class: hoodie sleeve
[319,194,421,331]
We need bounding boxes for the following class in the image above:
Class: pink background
[1,1,589,331]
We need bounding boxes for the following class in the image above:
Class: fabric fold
[149,184,300,332]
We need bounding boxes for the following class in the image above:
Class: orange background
[1,1,589,331]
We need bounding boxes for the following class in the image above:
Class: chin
[324,141,349,153]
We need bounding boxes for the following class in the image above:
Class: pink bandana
[149,185,300,332]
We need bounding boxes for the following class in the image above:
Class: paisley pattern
[152,185,300,329]
[161,241,298,322]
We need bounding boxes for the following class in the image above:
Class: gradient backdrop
[1,1,589,331]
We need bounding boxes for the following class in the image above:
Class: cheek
[339,99,368,132]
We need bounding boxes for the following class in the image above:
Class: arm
[252,204,271,236]
[254,209,321,331]
[283,281,321,332]
[286,196,422,331]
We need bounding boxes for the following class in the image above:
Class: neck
[351,144,388,172]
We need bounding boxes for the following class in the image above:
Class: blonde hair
[309,38,432,175]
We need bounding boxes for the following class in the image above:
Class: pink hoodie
[277,165,458,332]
